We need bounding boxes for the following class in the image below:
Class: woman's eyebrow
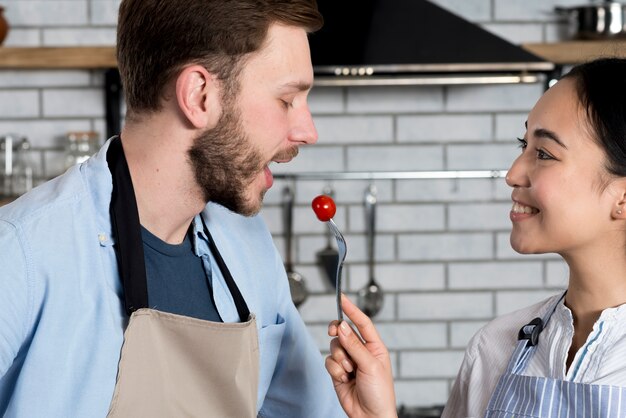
[525,121,567,149]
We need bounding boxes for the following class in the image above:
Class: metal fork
[326,218,347,322]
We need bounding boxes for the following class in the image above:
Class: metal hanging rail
[273,170,508,181]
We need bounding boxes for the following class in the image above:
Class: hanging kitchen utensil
[357,184,384,317]
[282,185,308,307]
[316,185,339,289]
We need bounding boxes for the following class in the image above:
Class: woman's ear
[175,65,222,129]
[611,180,626,220]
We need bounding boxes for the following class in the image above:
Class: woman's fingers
[341,294,383,345]
[325,351,351,384]
[330,338,355,373]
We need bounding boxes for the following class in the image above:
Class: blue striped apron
[485,294,626,417]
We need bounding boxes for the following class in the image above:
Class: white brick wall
[0,0,584,409]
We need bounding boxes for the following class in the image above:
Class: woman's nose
[505,154,530,188]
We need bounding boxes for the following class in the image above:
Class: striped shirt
[443,293,626,418]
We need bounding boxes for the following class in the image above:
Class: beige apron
[106,137,259,417]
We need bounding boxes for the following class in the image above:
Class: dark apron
[105,137,259,417]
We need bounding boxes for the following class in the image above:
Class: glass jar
[11,137,33,195]
[64,131,100,169]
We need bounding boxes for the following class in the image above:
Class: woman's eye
[516,137,527,149]
[537,149,553,160]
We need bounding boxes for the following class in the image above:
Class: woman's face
[506,77,623,258]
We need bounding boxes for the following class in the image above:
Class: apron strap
[107,136,148,314]
[201,216,251,321]
[107,137,250,321]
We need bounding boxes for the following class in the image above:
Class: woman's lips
[510,201,539,221]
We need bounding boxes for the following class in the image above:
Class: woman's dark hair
[117,0,323,119]
[564,58,626,177]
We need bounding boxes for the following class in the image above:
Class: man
[0,0,345,416]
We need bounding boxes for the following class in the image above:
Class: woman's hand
[325,294,397,418]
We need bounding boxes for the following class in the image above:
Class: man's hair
[116,0,322,118]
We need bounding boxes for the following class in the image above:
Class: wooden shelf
[522,40,626,65]
[0,42,623,69]
[0,46,116,69]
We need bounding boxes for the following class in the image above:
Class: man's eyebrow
[525,121,567,149]
[279,81,312,92]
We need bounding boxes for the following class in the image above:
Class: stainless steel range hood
[309,0,555,86]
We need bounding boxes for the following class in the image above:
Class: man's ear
[175,65,221,129]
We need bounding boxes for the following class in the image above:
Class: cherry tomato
[312,195,336,222]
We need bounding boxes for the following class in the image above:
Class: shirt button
[98,233,107,242]
[587,344,596,353]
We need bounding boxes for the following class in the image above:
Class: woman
[326,58,626,417]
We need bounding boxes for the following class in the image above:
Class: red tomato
[311,195,336,222]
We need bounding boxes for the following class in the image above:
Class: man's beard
[187,100,298,216]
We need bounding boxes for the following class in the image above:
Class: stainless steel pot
[556,2,626,40]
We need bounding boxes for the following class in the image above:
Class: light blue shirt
[0,138,344,417]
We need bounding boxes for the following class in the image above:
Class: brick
[546,260,569,288]
[394,380,449,408]
[271,145,344,173]
[378,323,447,349]
[495,113,528,142]
[0,90,39,118]
[298,293,343,322]
[90,0,121,25]
[398,114,492,143]
[0,70,90,88]
[42,88,104,117]
[481,22,544,44]
[494,178,513,200]
[318,232,394,263]
[399,292,493,320]
[292,179,394,205]
[447,143,519,170]
[400,350,465,378]
[3,1,88,26]
[429,0,491,21]
[450,321,488,348]
[43,28,116,46]
[398,233,493,261]
[494,0,582,21]
[3,28,41,47]
[349,263,445,292]
[309,86,344,114]
[448,202,512,230]
[305,323,333,352]
[313,115,393,144]
[449,261,543,289]
[396,178,495,202]
[447,83,543,112]
[347,145,444,171]
[349,203,445,232]
[346,86,444,113]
